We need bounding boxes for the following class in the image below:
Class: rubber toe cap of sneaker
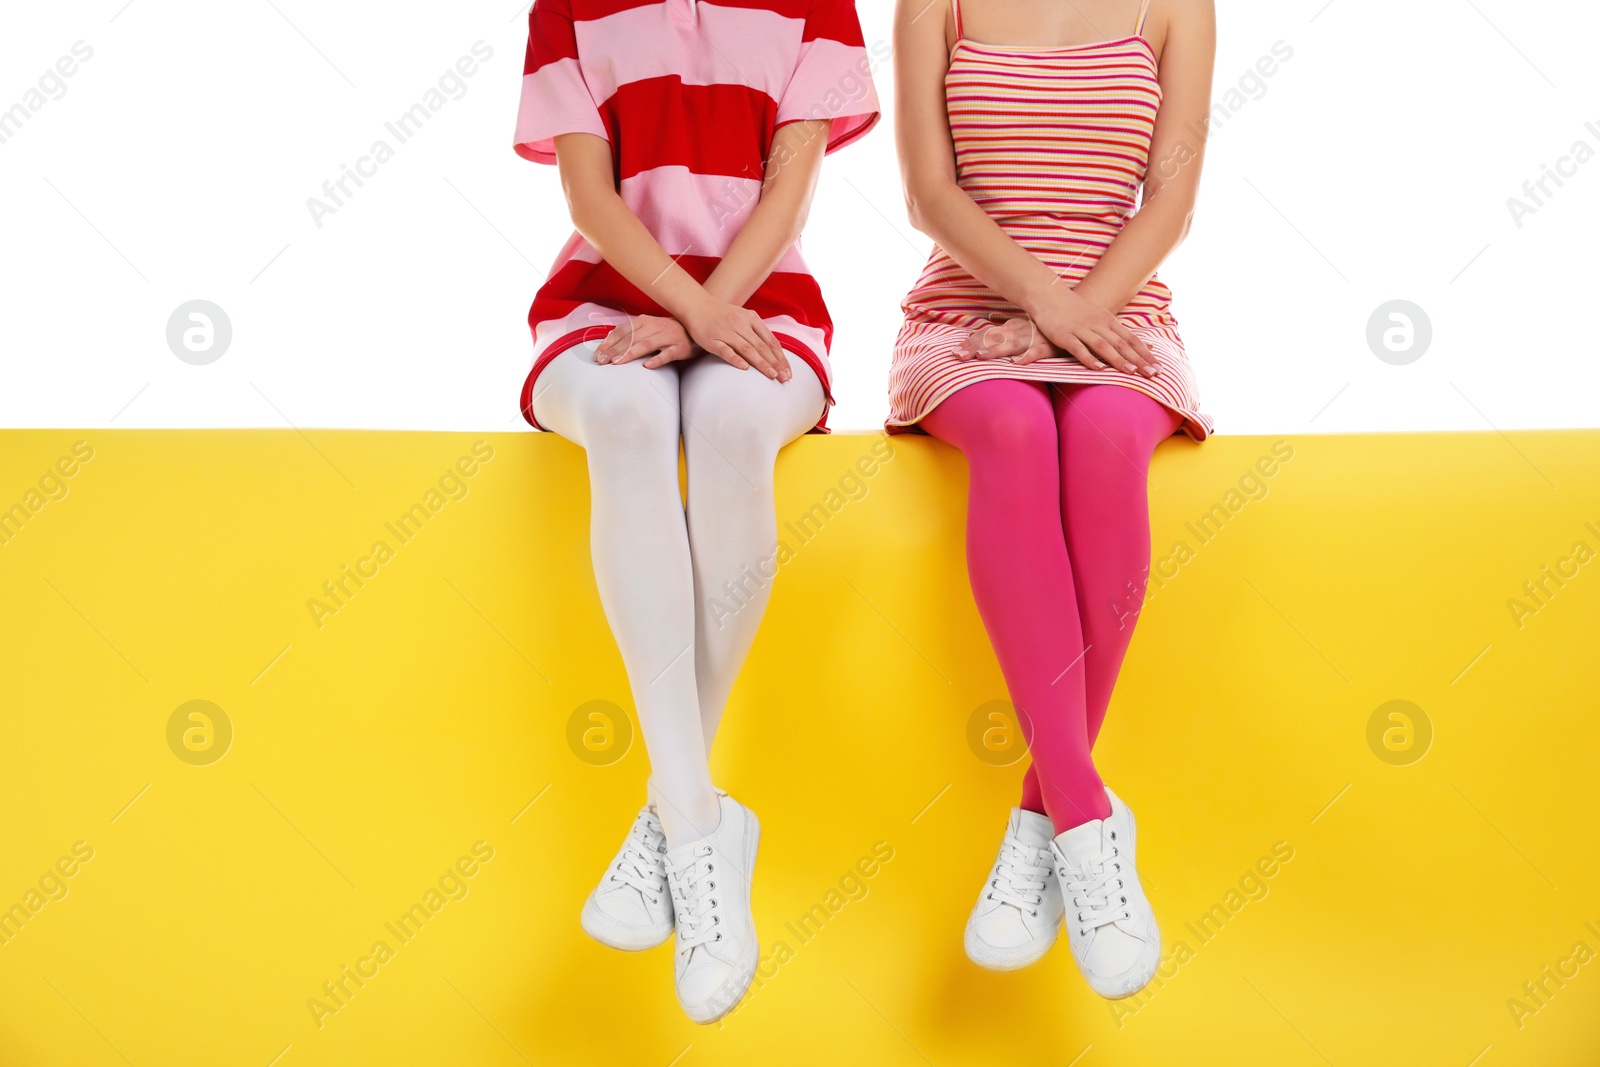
[677,962,747,1023]
[591,884,652,926]
[970,908,1037,950]
[1082,928,1149,978]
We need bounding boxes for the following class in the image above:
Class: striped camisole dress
[888,0,1212,440]
[513,0,881,432]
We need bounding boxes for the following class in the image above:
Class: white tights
[532,342,825,849]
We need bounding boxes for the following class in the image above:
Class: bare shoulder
[893,0,953,36]
[1147,0,1216,62]
[1155,0,1216,35]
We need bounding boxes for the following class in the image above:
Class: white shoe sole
[681,815,761,1025]
[580,891,673,952]
[964,918,1062,971]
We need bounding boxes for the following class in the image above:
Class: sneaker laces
[669,844,723,954]
[609,814,667,905]
[987,837,1052,914]
[1062,844,1132,935]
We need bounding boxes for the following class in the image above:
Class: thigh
[530,341,683,451]
[1052,383,1180,465]
[920,378,1057,458]
[678,354,824,464]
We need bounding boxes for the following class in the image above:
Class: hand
[1028,288,1160,377]
[595,315,693,368]
[682,298,792,382]
[958,317,1056,364]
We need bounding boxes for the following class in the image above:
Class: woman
[513,0,878,1023]
[890,0,1215,998]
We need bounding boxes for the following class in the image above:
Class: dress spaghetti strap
[1134,0,1152,36]
[951,0,964,40]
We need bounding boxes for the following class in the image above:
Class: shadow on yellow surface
[0,428,1596,1065]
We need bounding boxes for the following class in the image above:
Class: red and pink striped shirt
[514,0,881,430]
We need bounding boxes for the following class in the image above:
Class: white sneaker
[580,806,673,951]
[964,807,1063,970]
[664,793,760,1025]
[1051,787,1161,999]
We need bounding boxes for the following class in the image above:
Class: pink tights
[921,379,1181,835]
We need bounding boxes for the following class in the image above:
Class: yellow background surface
[0,428,1596,1066]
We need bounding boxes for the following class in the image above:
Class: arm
[632,120,830,376]
[586,121,830,378]
[1075,0,1217,314]
[892,0,1156,375]
[553,132,787,378]
[703,120,830,311]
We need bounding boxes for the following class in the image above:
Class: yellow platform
[1,427,1597,1066]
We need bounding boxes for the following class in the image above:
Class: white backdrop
[2,0,1596,435]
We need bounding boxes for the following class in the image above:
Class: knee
[581,386,680,459]
[1060,388,1155,461]
[965,405,1057,460]
[685,408,780,485]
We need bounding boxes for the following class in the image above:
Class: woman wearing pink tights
[890,0,1216,999]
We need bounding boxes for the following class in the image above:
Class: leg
[1056,384,1182,743]
[531,343,719,848]
[1017,385,1179,804]
[679,355,825,747]
[921,379,1110,833]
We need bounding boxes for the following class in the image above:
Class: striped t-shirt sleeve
[514,0,608,165]
[776,0,880,153]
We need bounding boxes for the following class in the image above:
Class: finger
[1012,341,1054,366]
[642,342,691,369]
[710,339,753,370]
[1084,332,1141,375]
[752,326,789,381]
[1111,335,1160,376]
[966,326,1018,359]
[1060,336,1109,371]
[595,327,627,363]
[991,323,1034,359]
[759,336,791,381]
[610,330,657,365]
[610,326,669,366]
[742,342,780,380]
[1109,321,1156,365]
[1081,331,1145,377]
[749,318,788,378]
[706,338,752,371]
[993,320,1029,352]
[733,327,780,379]
[608,342,653,366]
[1097,324,1156,374]
[967,323,1003,357]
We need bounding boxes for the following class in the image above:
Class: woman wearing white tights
[536,349,823,846]
[513,0,879,1024]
